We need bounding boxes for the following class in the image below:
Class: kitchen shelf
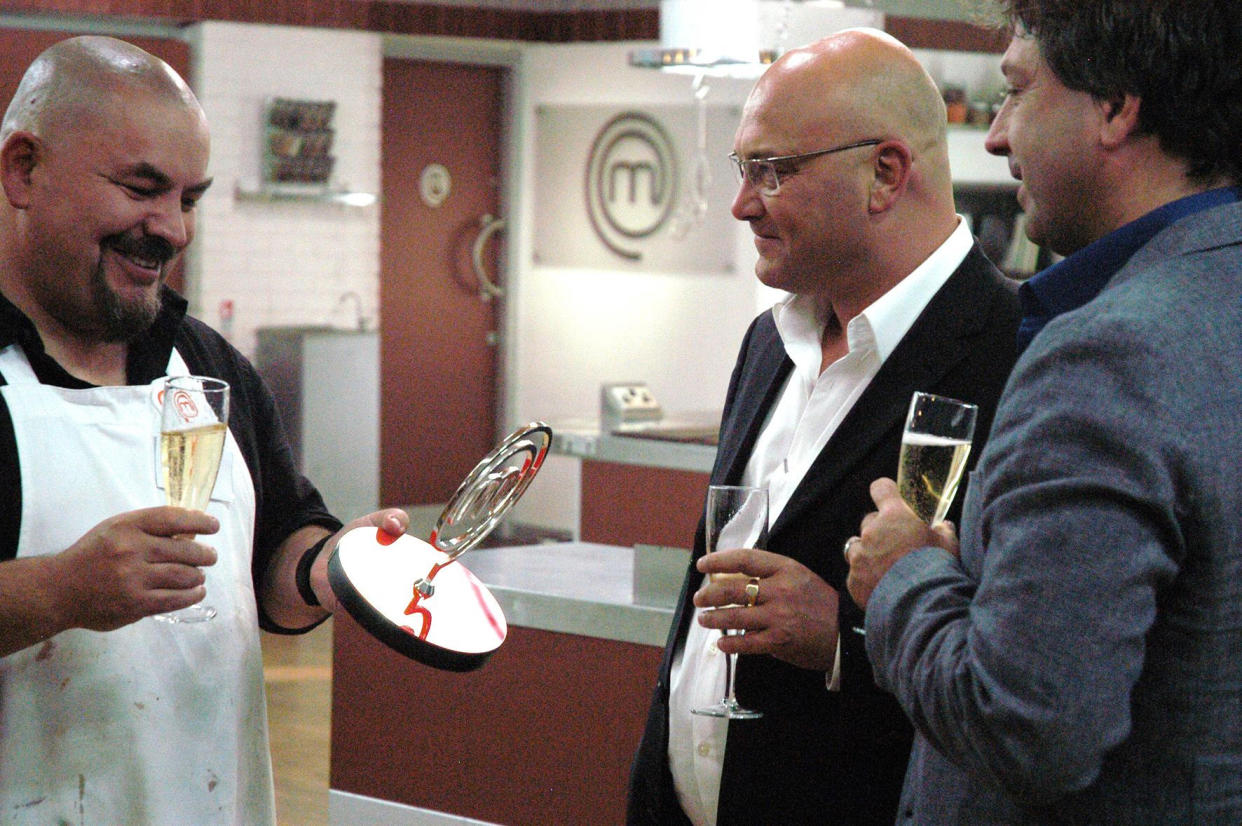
[233,183,376,207]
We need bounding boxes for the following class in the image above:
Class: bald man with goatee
[627,29,1020,826]
[0,36,407,823]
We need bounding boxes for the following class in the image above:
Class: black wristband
[295,534,333,608]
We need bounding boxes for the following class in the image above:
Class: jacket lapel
[713,324,791,486]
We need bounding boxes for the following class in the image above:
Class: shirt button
[697,743,711,757]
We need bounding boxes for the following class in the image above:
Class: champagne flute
[692,484,767,720]
[897,392,977,524]
[153,375,229,624]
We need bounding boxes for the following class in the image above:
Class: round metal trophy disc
[328,528,507,671]
[429,422,553,562]
[327,422,552,671]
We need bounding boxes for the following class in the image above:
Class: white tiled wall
[185,21,383,358]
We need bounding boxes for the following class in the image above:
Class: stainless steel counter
[550,415,718,473]
[461,542,687,647]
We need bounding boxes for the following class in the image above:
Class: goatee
[94,232,175,341]
[94,268,161,342]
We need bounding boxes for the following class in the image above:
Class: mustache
[104,232,178,266]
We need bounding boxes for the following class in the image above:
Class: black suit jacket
[627,245,1020,826]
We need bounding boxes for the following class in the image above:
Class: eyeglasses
[728,139,883,196]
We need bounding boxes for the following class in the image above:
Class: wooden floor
[263,619,334,826]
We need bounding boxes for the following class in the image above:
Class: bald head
[1,36,202,146]
[745,28,949,176]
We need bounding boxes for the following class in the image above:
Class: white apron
[0,344,275,825]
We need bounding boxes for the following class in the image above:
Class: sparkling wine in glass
[692,484,767,720]
[897,392,977,524]
[153,375,229,624]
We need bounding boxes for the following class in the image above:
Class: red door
[380,60,503,506]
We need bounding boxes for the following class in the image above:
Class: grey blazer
[868,199,1242,823]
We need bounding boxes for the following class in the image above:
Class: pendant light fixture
[630,0,795,78]
[629,0,883,79]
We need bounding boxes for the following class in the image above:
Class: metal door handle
[472,213,506,300]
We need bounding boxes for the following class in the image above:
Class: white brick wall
[185,21,383,358]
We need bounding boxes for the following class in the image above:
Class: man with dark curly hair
[847,1,1242,822]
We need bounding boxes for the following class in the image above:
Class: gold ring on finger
[744,577,760,607]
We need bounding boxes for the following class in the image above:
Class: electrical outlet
[600,382,664,430]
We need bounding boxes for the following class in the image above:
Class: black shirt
[0,287,341,632]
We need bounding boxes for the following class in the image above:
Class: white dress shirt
[667,220,974,826]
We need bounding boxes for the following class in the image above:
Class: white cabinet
[948,127,1013,186]
[256,327,379,522]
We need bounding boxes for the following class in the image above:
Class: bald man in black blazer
[627,29,1020,826]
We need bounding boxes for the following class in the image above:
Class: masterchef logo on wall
[534,104,737,274]
[584,112,678,261]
